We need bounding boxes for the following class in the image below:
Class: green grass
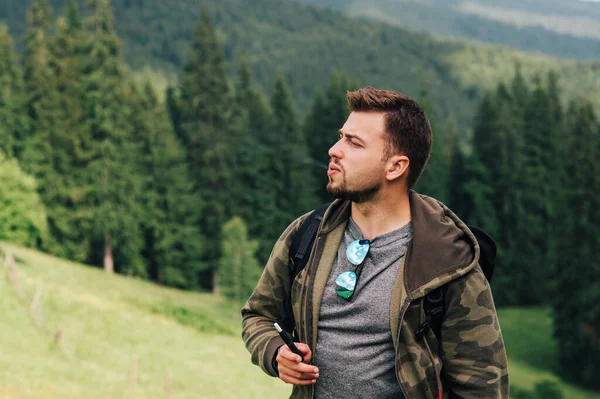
[498,307,600,399]
[0,242,290,399]
[1,241,599,399]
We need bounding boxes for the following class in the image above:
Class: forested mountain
[1,0,600,130]
[297,0,600,60]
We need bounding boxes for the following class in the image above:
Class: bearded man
[242,87,509,399]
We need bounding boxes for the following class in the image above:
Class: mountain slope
[0,0,599,130]
[297,0,600,59]
[2,241,600,398]
[0,241,289,399]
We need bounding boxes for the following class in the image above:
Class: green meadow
[1,241,598,399]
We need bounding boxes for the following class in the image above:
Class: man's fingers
[276,344,319,385]
[277,357,319,374]
[278,345,303,362]
[278,365,318,381]
[279,373,317,385]
[278,343,313,363]
[277,351,319,374]
[295,343,312,362]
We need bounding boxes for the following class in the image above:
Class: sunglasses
[335,239,370,300]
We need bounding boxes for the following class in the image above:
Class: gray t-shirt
[314,218,413,399]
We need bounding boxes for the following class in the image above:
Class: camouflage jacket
[242,191,509,398]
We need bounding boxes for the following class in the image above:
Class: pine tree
[304,71,354,204]
[131,81,205,288]
[217,217,262,304]
[178,8,235,291]
[231,57,279,264]
[0,25,28,159]
[553,100,600,389]
[415,75,448,202]
[41,2,93,261]
[512,76,556,304]
[270,75,317,226]
[446,116,469,219]
[544,70,564,285]
[460,95,499,234]
[0,151,47,247]
[21,0,64,256]
[468,84,526,306]
[82,0,145,275]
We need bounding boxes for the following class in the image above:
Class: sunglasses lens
[346,239,370,265]
[336,271,357,299]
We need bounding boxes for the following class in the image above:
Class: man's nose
[328,140,343,159]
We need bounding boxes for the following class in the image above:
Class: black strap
[415,285,448,342]
[281,203,330,337]
[416,225,497,343]
[468,225,497,283]
[289,203,330,276]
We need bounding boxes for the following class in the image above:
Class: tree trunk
[104,232,114,273]
[212,267,219,295]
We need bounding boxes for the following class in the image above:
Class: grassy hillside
[2,241,600,399]
[0,242,288,399]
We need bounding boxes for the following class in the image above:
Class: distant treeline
[0,0,598,389]
[297,0,600,60]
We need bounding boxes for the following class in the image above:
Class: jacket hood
[319,190,480,299]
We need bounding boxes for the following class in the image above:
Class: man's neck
[350,191,411,240]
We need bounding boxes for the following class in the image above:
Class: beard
[327,177,381,204]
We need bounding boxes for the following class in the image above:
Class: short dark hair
[346,87,432,189]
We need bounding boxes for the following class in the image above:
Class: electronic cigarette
[274,322,305,362]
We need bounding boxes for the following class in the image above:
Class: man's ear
[386,155,410,182]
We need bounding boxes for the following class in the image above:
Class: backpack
[280,203,497,344]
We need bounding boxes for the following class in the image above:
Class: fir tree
[0,151,48,247]
[231,57,279,263]
[468,85,524,306]
[0,25,28,159]
[42,3,92,261]
[22,0,63,256]
[217,217,262,304]
[82,0,145,275]
[553,100,600,389]
[304,71,354,204]
[513,77,556,304]
[178,8,235,291]
[544,70,565,283]
[415,75,448,202]
[270,75,317,225]
[131,81,205,288]
[446,116,469,220]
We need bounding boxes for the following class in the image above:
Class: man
[242,87,509,398]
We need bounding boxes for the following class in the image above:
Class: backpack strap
[415,225,497,343]
[415,285,448,342]
[280,203,330,338]
[468,225,497,283]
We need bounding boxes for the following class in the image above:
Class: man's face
[326,111,389,203]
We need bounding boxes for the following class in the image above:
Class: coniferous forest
[1,0,599,391]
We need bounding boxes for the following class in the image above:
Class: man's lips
[327,163,341,176]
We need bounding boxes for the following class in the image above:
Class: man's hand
[276,343,319,385]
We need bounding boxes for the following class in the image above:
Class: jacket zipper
[309,236,325,399]
[395,299,412,399]
[422,336,443,399]
[299,235,322,344]
[296,235,324,399]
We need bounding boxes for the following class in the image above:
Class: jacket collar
[318,190,480,298]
